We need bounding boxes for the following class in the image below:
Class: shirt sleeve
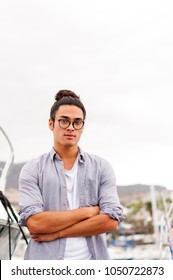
[18,160,44,226]
[99,159,124,223]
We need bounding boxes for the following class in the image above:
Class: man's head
[49,90,86,149]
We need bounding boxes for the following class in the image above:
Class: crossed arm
[26,206,118,242]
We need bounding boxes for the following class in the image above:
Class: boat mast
[150,185,159,244]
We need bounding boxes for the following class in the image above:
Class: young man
[19,90,123,260]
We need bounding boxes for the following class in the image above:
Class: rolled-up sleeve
[99,159,124,223]
[18,160,44,226]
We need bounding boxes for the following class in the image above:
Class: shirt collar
[50,147,85,163]
[78,147,85,163]
[50,148,58,161]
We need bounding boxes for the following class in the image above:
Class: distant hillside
[117,184,166,196]
[0,161,25,189]
[117,184,166,204]
[0,161,166,201]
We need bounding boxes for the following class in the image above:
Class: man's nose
[67,122,74,130]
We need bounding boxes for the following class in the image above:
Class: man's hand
[31,232,59,242]
[87,206,100,217]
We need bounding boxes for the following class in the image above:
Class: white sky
[0,0,173,190]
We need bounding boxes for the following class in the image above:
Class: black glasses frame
[54,118,85,130]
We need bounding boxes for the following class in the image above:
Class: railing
[0,126,14,193]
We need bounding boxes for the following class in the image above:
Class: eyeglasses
[54,118,85,130]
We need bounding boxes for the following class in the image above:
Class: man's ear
[49,119,54,131]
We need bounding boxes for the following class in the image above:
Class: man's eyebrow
[60,116,83,120]
[59,115,69,119]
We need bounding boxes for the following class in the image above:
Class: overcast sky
[0,0,173,190]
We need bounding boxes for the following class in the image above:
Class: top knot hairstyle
[50,89,86,120]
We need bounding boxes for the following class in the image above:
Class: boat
[0,126,27,259]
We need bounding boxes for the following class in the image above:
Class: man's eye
[61,119,68,123]
[75,121,82,125]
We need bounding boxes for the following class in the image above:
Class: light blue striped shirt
[19,148,123,260]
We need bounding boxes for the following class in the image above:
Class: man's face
[49,105,84,148]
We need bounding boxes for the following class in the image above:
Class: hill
[0,161,25,189]
[0,161,166,202]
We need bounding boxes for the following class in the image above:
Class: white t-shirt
[64,160,92,260]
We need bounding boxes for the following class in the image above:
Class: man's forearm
[58,214,118,237]
[31,214,118,242]
[26,206,99,234]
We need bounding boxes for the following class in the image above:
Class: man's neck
[54,145,78,158]
[54,145,79,170]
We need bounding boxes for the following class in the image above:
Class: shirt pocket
[84,178,99,206]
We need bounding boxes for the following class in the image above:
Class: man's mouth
[64,134,75,138]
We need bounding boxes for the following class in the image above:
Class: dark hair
[50,90,86,120]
